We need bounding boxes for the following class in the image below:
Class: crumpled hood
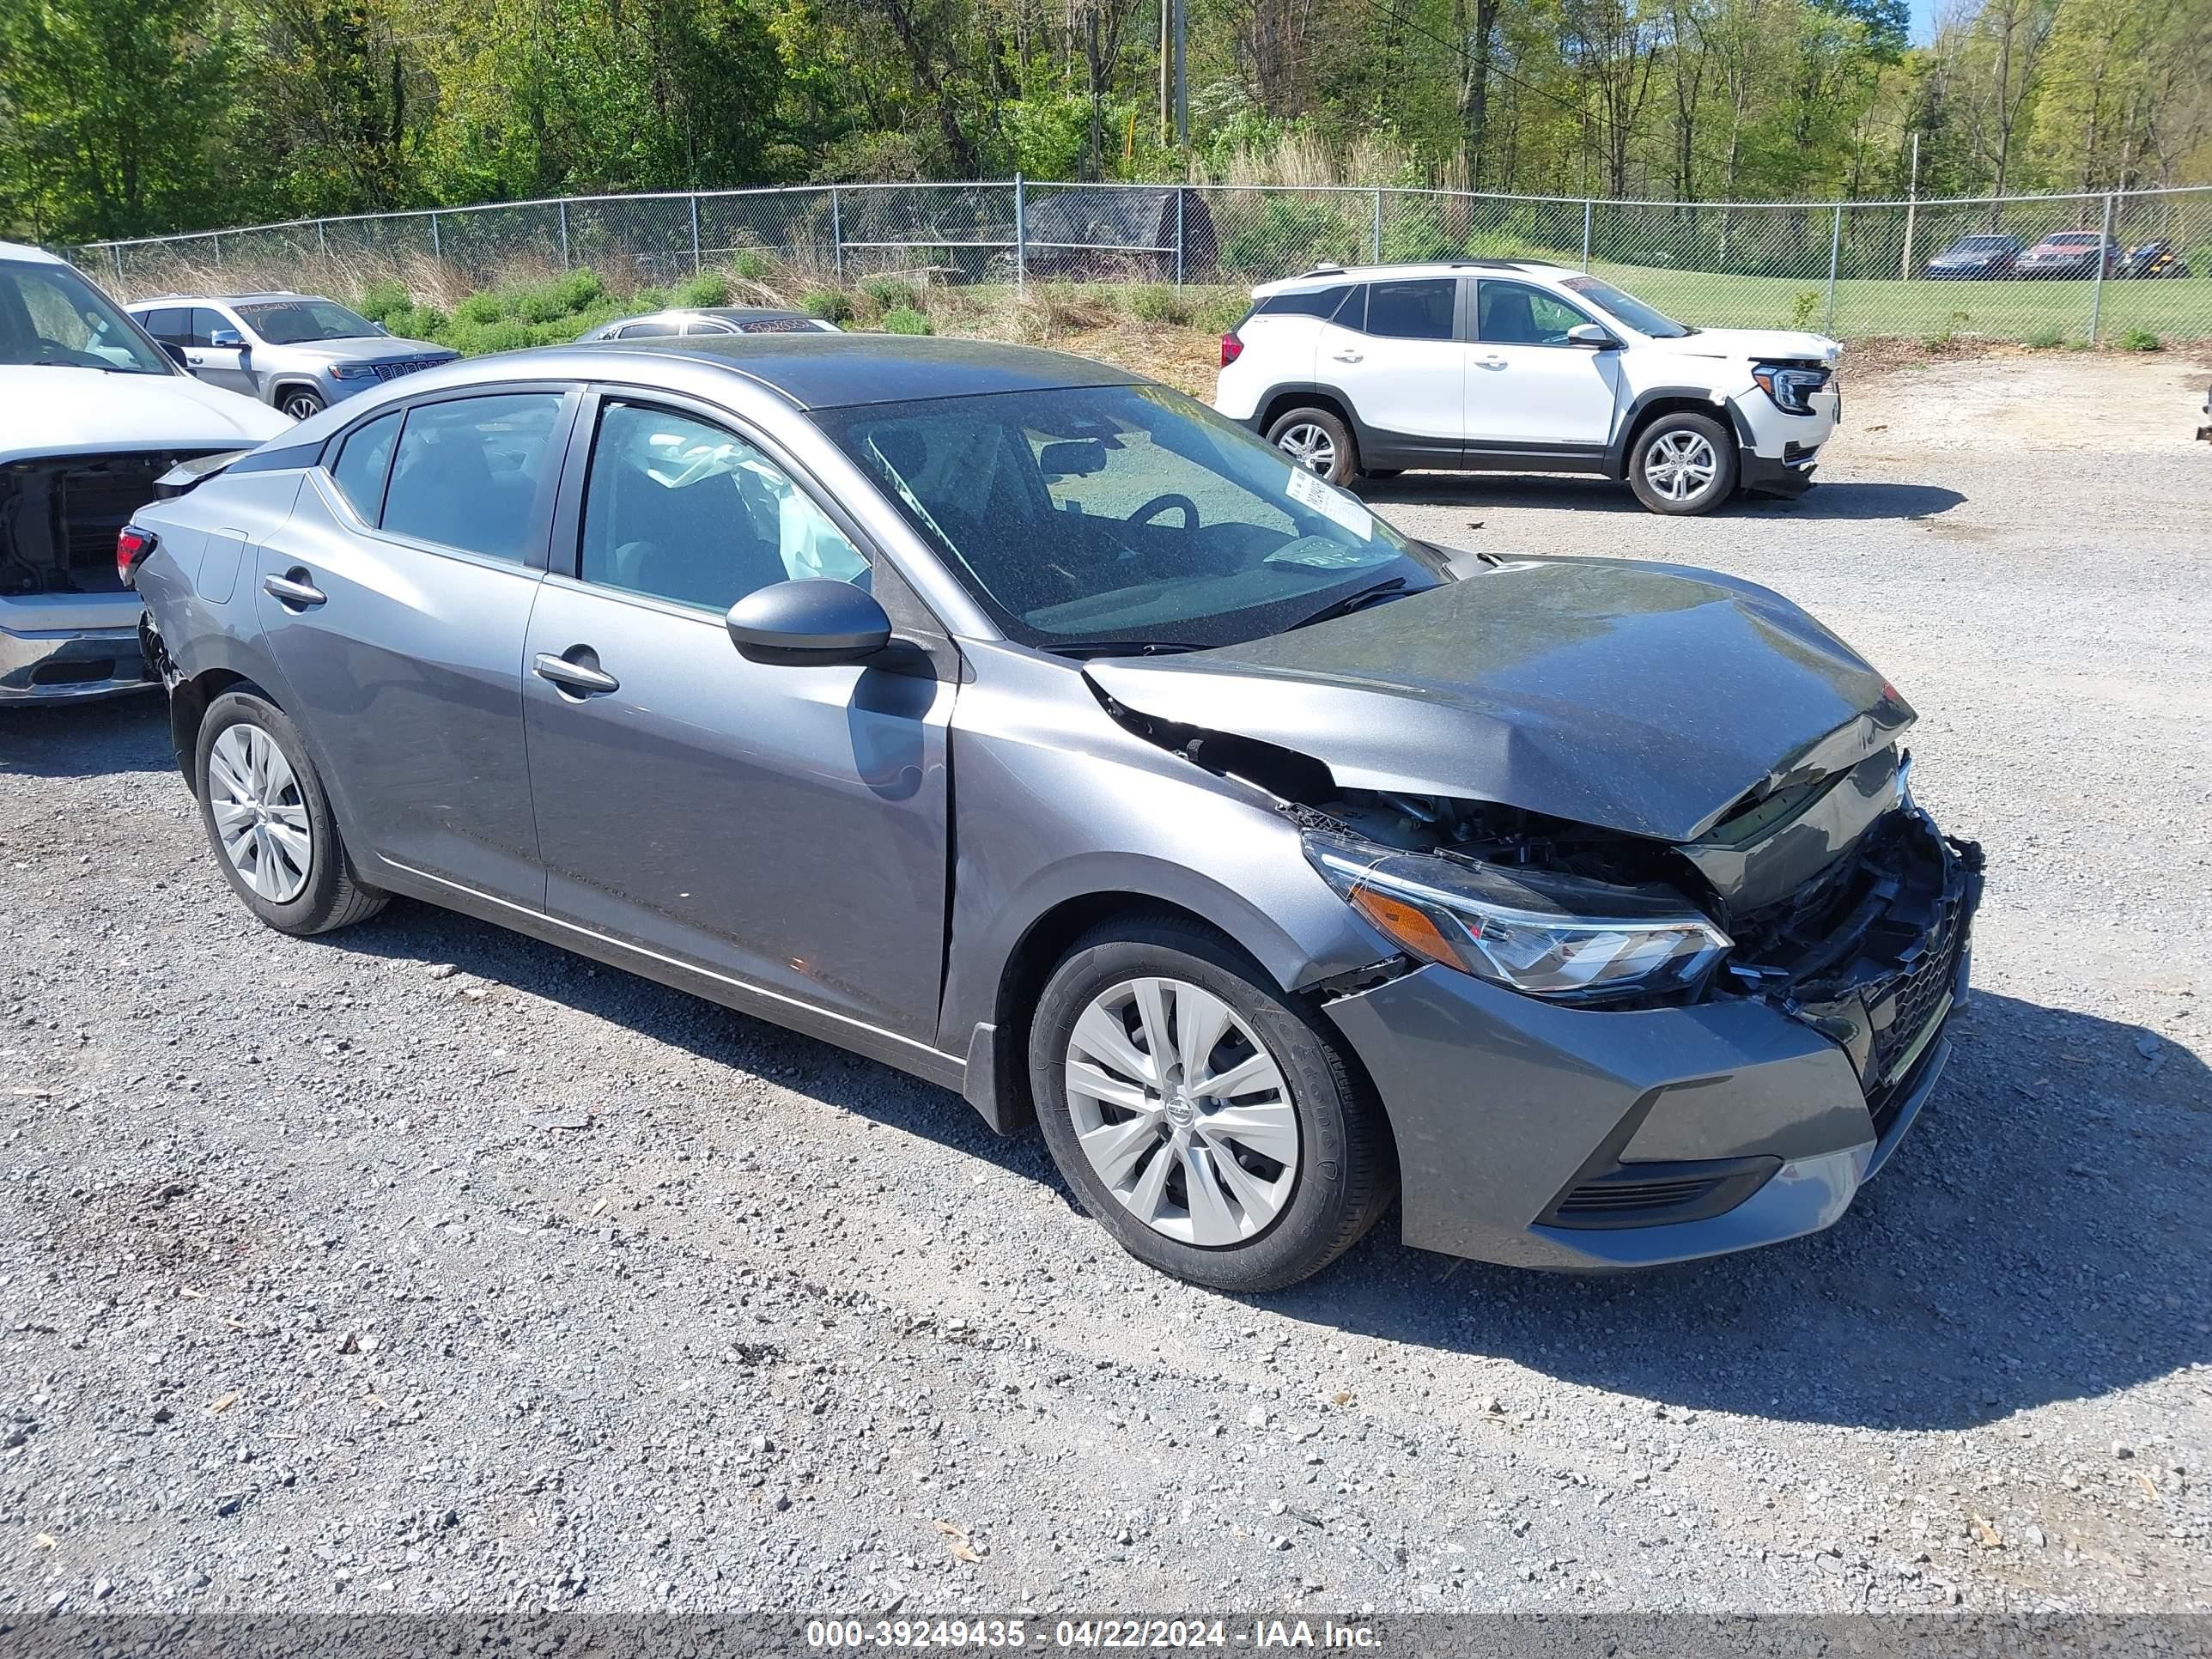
[1639,326,1840,367]
[1085,559,1913,843]
[0,366,291,461]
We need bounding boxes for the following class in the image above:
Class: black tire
[1029,914,1395,1293]
[1626,410,1739,516]
[276,386,325,422]
[195,690,386,937]
[1265,407,1358,488]
[1361,468,1404,481]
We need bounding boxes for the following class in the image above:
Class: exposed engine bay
[1,452,216,597]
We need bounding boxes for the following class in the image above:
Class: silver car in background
[576,306,842,341]
[127,292,456,422]
[123,335,1978,1291]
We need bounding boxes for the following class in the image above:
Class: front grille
[1869,907,1963,1082]
[1783,441,1817,463]
[1557,1175,1723,1216]
[370,356,447,382]
[3,452,218,596]
[1540,1157,1780,1231]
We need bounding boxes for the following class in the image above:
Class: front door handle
[262,569,326,609]
[534,649,619,696]
[1331,349,1364,363]
[1474,355,1507,368]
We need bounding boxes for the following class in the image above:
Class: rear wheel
[1627,410,1738,515]
[1029,915,1393,1292]
[196,690,386,937]
[1266,407,1357,488]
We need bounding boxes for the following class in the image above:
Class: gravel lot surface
[2,356,2207,1621]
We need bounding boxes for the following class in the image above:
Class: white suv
[1215,260,1840,516]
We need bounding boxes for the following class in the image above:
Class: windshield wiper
[1048,640,1200,659]
[1287,575,1410,630]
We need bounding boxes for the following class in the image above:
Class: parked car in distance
[1,241,289,704]
[576,307,842,341]
[126,292,457,422]
[127,334,1980,1291]
[2119,240,2190,280]
[2014,230,2118,279]
[1924,233,2021,278]
[1214,259,1840,515]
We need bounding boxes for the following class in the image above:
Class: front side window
[1364,278,1457,340]
[191,308,234,346]
[1476,280,1596,346]
[235,299,379,344]
[330,410,402,523]
[380,393,565,562]
[815,383,1443,653]
[580,402,867,613]
[0,258,171,374]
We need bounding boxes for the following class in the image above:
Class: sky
[1911,0,1941,43]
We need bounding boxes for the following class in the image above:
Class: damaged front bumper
[1324,809,1981,1270]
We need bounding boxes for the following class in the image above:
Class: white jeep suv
[1215,260,1840,516]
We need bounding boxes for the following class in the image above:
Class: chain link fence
[69,179,2212,343]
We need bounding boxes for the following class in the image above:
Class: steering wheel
[1129,493,1200,530]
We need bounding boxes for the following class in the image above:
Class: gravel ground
[1,357,2207,1622]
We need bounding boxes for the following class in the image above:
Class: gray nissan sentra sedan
[123,335,1982,1291]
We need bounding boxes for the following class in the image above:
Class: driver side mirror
[208,326,246,351]
[1565,323,1620,349]
[726,579,891,666]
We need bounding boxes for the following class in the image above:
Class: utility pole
[1171,0,1188,149]
[1900,131,1920,281]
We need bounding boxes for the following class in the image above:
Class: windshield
[235,299,380,343]
[0,259,172,374]
[2047,234,2098,246]
[1953,236,2014,251]
[812,383,1443,652]
[1559,275,1691,339]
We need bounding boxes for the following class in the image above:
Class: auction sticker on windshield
[1284,465,1372,540]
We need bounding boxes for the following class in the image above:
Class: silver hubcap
[207,725,313,903]
[1065,977,1297,1248]
[1644,430,1718,502]
[1277,423,1336,476]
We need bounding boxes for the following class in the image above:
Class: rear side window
[1256,286,1351,319]
[380,393,565,563]
[615,320,680,338]
[330,410,401,523]
[1365,279,1456,340]
[143,307,187,342]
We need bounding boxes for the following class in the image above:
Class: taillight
[1219,331,1243,368]
[116,526,156,587]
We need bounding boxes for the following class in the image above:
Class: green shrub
[732,249,771,281]
[553,268,603,311]
[1788,290,1820,331]
[1188,289,1250,335]
[878,306,933,335]
[356,278,410,324]
[455,319,536,356]
[454,291,505,325]
[802,288,853,323]
[388,304,447,340]
[860,276,920,314]
[677,271,732,308]
[2119,327,2161,352]
[1921,308,1970,350]
[2026,324,2064,349]
[1221,195,1364,276]
[1127,283,1194,326]
[514,280,577,325]
[630,285,672,312]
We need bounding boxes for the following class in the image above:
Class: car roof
[0,241,71,266]
[571,332,1142,410]
[1250,258,1570,296]
[125,291,321,306]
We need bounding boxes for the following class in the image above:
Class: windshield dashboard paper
[1285,465,1374,541]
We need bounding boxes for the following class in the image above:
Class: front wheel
[1029,916,1394,1292]
[277,386,326,422]
[1266,407,1357,488]
[1627,410,1738,516]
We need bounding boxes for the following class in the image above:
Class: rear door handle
[1474,355,1507,368]
[1331,349,1364,363]
[534,650,619,696]
[262,569,326,609]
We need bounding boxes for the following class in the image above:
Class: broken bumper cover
[0,620,159,703]
[1324,817,1978,1271]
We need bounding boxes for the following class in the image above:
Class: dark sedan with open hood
[126,334,1980,1291]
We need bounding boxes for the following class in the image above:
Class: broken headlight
[1304,832,1731,1001]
